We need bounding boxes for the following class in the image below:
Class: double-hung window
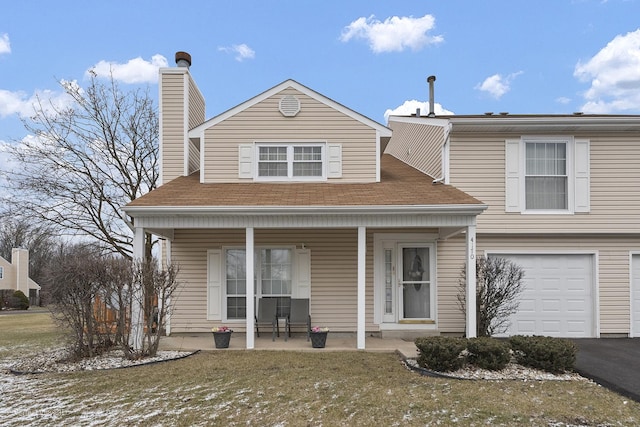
[505,137,590,214]
[256,143,325,180]
[525,141,568,210]
[225,248,293,319]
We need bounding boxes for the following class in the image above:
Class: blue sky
[2,0,640,146]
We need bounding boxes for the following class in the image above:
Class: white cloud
[475,72,523,99]
[574,28,640,113]
[340,14,443,53]
[0,88,74,119]
[555,96,571,105]
[384,99,454,122]
[218,44,256,62]
[0,33,10,55]
[86,54,168,84]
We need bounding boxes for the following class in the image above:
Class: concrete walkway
[160,332,419,359]
[573,338,640,402]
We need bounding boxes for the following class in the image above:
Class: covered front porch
[128,215,483,351]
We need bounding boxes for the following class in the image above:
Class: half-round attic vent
[279,95,300,117]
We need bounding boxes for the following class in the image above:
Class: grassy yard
[1,312,639,426]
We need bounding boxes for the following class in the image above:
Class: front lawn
[1,312,639,426]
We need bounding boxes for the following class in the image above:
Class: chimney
[175,51,192,68]
[427,75,436,117]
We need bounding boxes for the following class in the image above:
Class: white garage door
[632,254,640,337]
[497,254,594,338]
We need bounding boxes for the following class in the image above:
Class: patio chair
[285,298,311,342]
[255,298,279,341]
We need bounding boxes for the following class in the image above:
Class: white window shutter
[574,139,590,212]
[238,144,254,178]
[207,250,222,320]
[505,139,522,212]
[327,144,342,178]
[293,249,311,299]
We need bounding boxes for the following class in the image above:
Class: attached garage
[495,254,596,338]
[632,254,640,337]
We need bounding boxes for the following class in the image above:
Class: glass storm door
[399,246,432,319]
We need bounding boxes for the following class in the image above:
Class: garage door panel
[541,321,561,334]
[498,254,594,338]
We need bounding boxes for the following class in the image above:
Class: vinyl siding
[385,121,444,179]
[202,87,378,183]
[187,74,205,130]
[450,133,640,234]
[437,235,639,335]
[187,139,200,175]
[160,72,186,184]
[186,74,205,175]
[169,228,379,333]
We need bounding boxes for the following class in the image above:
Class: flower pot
[213,331,232,349]
[310,331,328,348]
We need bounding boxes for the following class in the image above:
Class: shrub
[466,337,511,371]
[415,336,468,372]
[9,290,30,310]
[457,256,526,337]
[509,335,577,373]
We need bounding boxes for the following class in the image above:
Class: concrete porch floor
[159,332,419,360]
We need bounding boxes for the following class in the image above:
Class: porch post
[246,227,255,349]
[357,226,366,349]
[129,227,145,351]
[466,225,477,338]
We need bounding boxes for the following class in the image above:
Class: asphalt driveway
[572,338,640,402]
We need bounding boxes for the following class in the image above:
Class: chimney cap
[427,75,436,82]
[175,51,192,68]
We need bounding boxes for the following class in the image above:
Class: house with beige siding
[124,52,640,349]
[387,114,640,339]
[0,248,40,307]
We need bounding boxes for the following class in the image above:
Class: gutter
[123,203,488,217]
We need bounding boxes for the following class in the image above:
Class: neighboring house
[0,248,40,307]
[387,113,640,339]
[124,52,640,349]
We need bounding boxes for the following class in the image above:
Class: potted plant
[310,326,329,348]
[212,326,233,349]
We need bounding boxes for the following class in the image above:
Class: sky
[2,0,640,147]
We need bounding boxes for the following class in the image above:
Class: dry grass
[1,312,640,426]
[0,309,64,358]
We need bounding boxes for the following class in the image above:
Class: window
[225,248,293,319]
[505,137,590,214]
[525,141,567,210]
[0,266,3,279]
[256,143,325,180]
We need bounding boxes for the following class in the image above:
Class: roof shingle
[126,155,482,208]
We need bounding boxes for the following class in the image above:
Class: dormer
[186,79,391,184]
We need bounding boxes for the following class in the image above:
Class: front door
[375,235,436,324]
[398,246,432,320]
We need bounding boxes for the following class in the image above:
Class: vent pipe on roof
[427,75,436,117]
[175,51,192,68]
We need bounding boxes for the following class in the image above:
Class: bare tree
[47,243,113,358]
[2,72,158,260]
[119,260,181,359]
[458,256,526,337]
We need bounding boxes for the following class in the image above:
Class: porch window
[225,248,293,319]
